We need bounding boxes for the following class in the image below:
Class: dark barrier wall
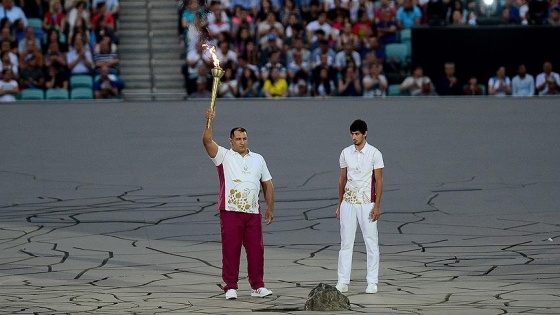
[411,26,560,88]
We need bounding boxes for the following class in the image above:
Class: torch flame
[202,43,221,69]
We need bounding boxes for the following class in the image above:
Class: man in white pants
[336,119,384,294]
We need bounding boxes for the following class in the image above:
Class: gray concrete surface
[1,97,559,314]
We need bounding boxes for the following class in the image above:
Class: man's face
[370,64,380,75]
[351,131,367,146]
[270,51,279,63]
[445,64,455,76]
[404,0,412,9]
[320,42,328,52]
[220,41,228,52]
[497,67,505,77]
[543,62,552,74]
[100,42,110,53]
[3,0,13,10]
[518,65,526,76]
[552,9,559,20]
[230,130,248,154]
[383,11,392,22]
[49,42,59,53]
[27,57,36,68]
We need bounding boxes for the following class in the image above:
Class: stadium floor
[1,97,559,314]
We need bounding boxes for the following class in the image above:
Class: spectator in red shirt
[43,0,66,32]
[91,2,115,30]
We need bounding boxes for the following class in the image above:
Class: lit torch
[202,44,225,129]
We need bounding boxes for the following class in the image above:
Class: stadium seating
[27,18,42,30]
[70,75,94,89]
[399,29,411,43]
[19,89,45,100]
[387,84,409,97]
[70,87,94,99]
[385,43,410,68]
[45,89,69,100]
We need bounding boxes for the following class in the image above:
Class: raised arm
[202,109,219,158]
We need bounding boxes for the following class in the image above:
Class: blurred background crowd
[179,0,560,99]
[0,0,124,102]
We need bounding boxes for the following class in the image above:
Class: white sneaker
[336,283,348,293]
[365,284,378,294]
[251,287,273,297]
[225,289,237,300]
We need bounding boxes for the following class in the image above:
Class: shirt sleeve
[339,150,347,168]
[210,146,227,166]
[260,157,273,182]
[373,150,384,169]
[415,7,423,19]
[396,8,403,21]
[380,74,388,85]
[535,74,545,86]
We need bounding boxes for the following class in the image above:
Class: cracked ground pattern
[1,98,559,314]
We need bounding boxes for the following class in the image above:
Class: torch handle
[207,76,222,129]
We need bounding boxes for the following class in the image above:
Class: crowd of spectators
[0,0,124,102]
[398,61,559,96]
[179,0,560,99]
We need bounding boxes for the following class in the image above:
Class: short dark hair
[230,127,247,138]
[350,119,367,135]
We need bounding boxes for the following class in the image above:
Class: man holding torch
[202,109,275,300]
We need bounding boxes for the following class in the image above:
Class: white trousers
[337,201,379,285]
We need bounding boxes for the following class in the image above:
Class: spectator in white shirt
[511,64,535,96]
[535,61,560,96]
[0,67,18,102]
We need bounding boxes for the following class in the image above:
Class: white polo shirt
[211,146,272,214]
[536,72,560,95]
[340,142,384,204]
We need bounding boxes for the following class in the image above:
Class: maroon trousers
[220,210,265,291]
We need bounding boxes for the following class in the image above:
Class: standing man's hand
[335,205,341,220]
[205,108,215,121]
[261,180,274,225]
[265,208,273,225]
[370,205,381,222]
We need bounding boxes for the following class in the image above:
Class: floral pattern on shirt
[343,179,372,204]
[227,179,258,212]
